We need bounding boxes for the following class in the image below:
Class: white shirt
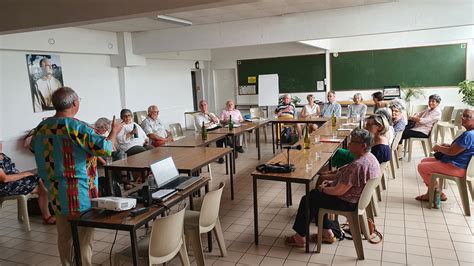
[34,76,62,112]
[141,116,167,138]
[116,122,148,152]
[412,107,442,135]
[302,104,320,117]
[194,112,220,131]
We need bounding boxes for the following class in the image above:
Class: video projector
[91,197,137,211]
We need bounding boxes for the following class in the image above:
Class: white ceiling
[81,0,395,33]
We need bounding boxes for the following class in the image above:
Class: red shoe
[42,215,56,225]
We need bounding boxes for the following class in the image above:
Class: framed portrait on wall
[26,54,64,113]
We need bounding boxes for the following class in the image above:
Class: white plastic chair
[428,156,473,216]
[0,194,32,231]
[133,111,148,125]
[406,124,438,162]
[435,106,455,143]
[184,183,227,266]
[389,131,404,179]
[249,107,268,143]
[316,175,381,260]
[437,109,463,143]
[114,207,190,266]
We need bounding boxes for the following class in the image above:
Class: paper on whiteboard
[258,74,279,107]
[317,81,324,91]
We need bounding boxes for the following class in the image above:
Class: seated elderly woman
[332,114,392,168]
[116,109,153,156]
[0,147,55,225]
[401,94,442,142]
[390,100,408,133]
[94,117,125,162]
[416,108,474,201]
[347,93,367,120]
[285,129,381,246]
[299,94,321,133]
[375,108,395,145]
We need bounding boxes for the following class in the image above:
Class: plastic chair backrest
[391,131,403,150]
[169,123,184,137]
[149,207,185,258]
[134,111,148,125]
[466,155,474,179]
[358,175,382,211]
[199,183,225,228]
[441,106,455,122]
[453,109,463,127]
[250,108,264,119]
[412,105,428,115]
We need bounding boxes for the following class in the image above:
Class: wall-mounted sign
[248,76,257,84]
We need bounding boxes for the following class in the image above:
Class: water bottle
[434,189,441,209]
[133,124,138,138]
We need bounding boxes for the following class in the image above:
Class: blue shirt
[441,130,474,169]
[321,102,342,118]
[371,144,391,164]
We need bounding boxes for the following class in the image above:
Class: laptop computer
[149,156,201,192]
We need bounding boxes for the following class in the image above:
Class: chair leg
[380,173,386,190]
[467,179,474,202]
[349,213,365,260]
[390,157,396,179]
[408,139,413,162]
[450,128,456,140]
[455,179,471,216]
[375,185,382,202]
[403,139,408,158]
[428,176,437,209]
[366,201,375,220]
[179,235,191,266]
[188,229,205,266]
[421,141,428,158]
[439,127,445,144]
[359,212,370,240]
[18,196,31,231]
[213,218,227,257]
[370,195,379,217]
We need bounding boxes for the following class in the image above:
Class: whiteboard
[258,74,279,107]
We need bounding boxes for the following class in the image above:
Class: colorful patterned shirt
[32,117,113,216]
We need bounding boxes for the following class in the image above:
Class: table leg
[230,152,234,200]
[232,135,236,174]
[253,176,259,245]
[225,137,229,175]
[70,221,82,266]
[189,195,194,210]
[305,183,310,253]
[286,182,290,208]
[130,230,139,266]
[272,122,275,154]
[256,128,261,160]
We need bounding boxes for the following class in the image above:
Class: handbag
[256,163,295,173]
[341,218,383,244]
[433,151,444,160]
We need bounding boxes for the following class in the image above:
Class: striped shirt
[32,117,113,216]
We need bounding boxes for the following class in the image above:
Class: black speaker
[142,185,152,207]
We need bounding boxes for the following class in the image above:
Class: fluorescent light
[155,15,193,26]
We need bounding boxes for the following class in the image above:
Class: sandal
[311,234,337,244]
[415,194,429,201]
[284,235,305,247]
[42,215,56,225]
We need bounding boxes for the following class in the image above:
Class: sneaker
[217,158,224,164]
[236,146,245,153]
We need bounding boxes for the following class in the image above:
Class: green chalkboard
[237,54,326,93]
[331,43,467,91]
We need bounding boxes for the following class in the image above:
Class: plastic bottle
[201,121,207,140]
[331,111,337,127]
[303,127,310,149]
[434,189,441,209]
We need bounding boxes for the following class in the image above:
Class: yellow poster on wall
[248,76,257,84]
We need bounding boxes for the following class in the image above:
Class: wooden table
[270,117,328,153]
[69,177,210,266]
[252,150,332,253]
[163,132,227,148]
[103,147,234,200]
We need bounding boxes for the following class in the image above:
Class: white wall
[124,59,195,128]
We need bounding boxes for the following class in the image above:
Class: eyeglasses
[462,114,473,120]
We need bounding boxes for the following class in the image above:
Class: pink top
[412,107,441,135]
[220,109,243,123]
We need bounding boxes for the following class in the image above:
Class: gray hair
[94,117,111,131]
[147,105,158,113]
[389,99,405,111]
[52,87,78,111]
[353,93,363,99]
[428,94,442,103]
[367,114,390,134]
[350,128,373,152]
[375,108,393,126]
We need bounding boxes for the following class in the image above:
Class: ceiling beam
[0,0,255,35]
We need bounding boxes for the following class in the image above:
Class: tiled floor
[0,136,472,265]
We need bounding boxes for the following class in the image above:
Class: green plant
[401,85,425,115]
[458,80,474,106]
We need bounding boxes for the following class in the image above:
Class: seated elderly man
[117,109,153,156]
[94,117,125,163]
[0,144,55,225]
[220,100,244,153]
[194,100,225,163]
[285,129,380,246]
[141,105,172,147]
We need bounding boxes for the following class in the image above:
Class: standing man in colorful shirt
[32,87,121,266]
[141,105,172,147]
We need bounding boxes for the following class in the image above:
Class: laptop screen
[150,157,179,188]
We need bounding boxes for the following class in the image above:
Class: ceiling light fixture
[155,15,193,26]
